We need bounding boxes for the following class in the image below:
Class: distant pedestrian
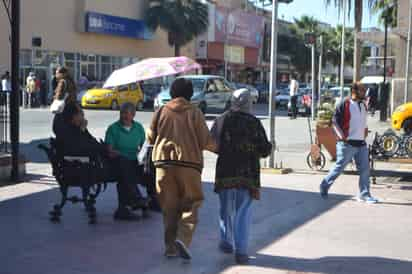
[53,67,77,104]
[289,73,299,119]
[320,82,378,204]
[147,78,216,262]
[52,67,78,136]
[78,73,89,91]
[1,71,11,92]
[211,88,272,264]
[40,78,48,107]
[366,83,378,116]
[25,72,37,108]
[1,71,11,106]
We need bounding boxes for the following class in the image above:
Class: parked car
[76,89,88,104]
[232,83,259,104]
[154,75,234,113]
[81,82,144,110]
[392,102,412,134]
[76,81,103,104]
[255,83,269,103]
[329,87,351,107]
[275,88,290,109]
[140,83,162,108]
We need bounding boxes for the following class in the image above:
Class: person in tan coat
[147,78,216,261]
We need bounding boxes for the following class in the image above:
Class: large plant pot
[316,125,337,160]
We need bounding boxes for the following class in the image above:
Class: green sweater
[105,121,145,161]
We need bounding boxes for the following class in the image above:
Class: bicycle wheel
[306,151,326,171]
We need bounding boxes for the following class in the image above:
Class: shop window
[20,49,32,66]
[88,55,96,62]
[81,54,88,61]
[101,56,111,63]
[65,61,75,76]
[101,64,111,80]
[64,53,75,61]
[88,64,96,80]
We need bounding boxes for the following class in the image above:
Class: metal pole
[11,0,20,182]
[311,44,316,120]
[380,18,389,122]
[405,0,412,103]
[318,35,323,109]
[383,20,388,83]
[268,0,279,168]
[224,9,229,80]
[340,0,346,100]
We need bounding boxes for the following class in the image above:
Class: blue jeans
[321,141,371,198]
[219,188,253,256]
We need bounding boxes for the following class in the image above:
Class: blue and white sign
[85,12,153,40]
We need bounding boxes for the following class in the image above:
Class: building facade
[195,1,294,85]
[0,0,195,95]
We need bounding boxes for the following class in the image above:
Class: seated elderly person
[54,103,105,157]
[105,102,149,221]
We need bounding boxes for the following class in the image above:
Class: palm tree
[290,15,322,37]
[324,0,377,81]
[324,25,354,82]
[372,0,398,28]
[145,0,209,57]
[289,16,323,80]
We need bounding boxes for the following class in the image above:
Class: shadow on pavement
[247,254,412,274]
[20,138,51,164]
[1,177,411,274]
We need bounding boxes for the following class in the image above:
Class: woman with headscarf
[211,88,272,264]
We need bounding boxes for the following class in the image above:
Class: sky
[266,0,381,29]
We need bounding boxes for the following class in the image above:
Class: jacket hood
[165,97,193,113]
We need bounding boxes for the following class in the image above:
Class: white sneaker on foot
[357,196,378,204]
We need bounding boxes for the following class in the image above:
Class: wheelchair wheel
[306,151,326,171]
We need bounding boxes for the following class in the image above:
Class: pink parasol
[103,56,201,88]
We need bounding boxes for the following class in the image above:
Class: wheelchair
[38,138,113,224]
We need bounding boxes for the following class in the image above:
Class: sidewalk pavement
[1,163,412,274]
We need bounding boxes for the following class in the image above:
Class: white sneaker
[357,196,379,204]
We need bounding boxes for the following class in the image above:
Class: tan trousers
[156,166,203,253]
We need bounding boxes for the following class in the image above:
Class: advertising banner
[214,7,264,48]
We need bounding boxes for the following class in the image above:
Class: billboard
[214,7,264,49]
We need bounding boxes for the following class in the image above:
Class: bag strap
[153,106,164,140]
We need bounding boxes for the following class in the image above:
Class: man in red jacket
[320,82,378,204]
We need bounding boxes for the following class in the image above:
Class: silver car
[154,75,234,113]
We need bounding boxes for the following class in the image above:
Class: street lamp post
[268,0,279,168]
[11,0,21,182]
[318,35,323,109]
[268,0,293,168]
[405,0,412,103]
[311,43,316,120]
[380,12,389,122]
[340,0,346,100]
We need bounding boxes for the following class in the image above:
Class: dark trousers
[109,157,143,208]
[290,95,298,118]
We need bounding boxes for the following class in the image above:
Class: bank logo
[89,14,104,29]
